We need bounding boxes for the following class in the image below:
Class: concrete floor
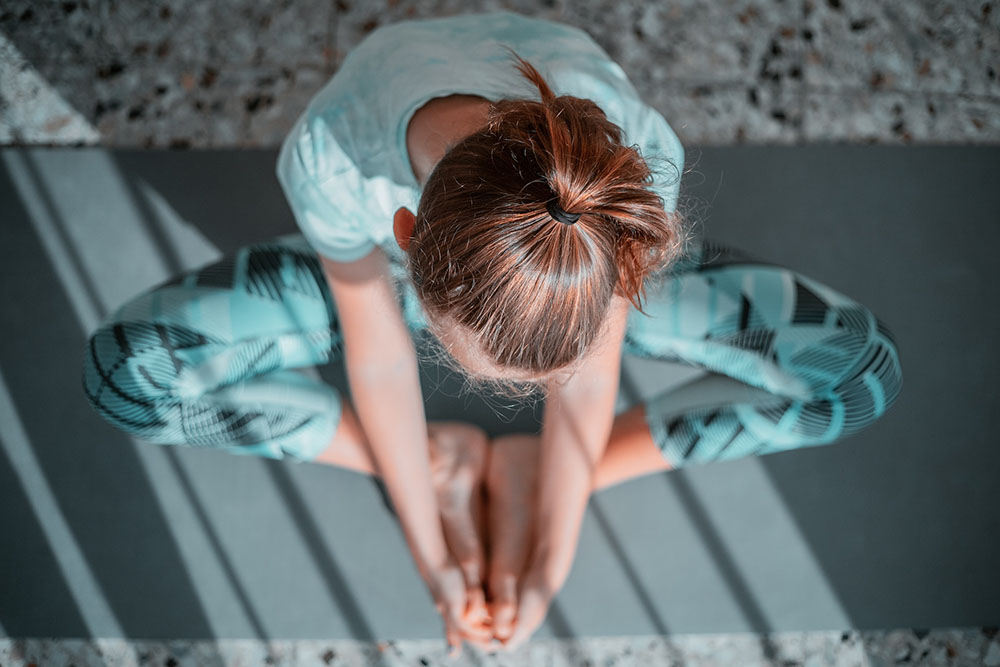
[0,145,998,664]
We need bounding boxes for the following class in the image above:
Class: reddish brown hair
[408,47,692,380]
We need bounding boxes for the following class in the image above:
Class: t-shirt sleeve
[629,102,685,214]
[275,114,378,263]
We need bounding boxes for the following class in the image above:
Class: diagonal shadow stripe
[587,496,689,665]
[264,464,396,667]
[545,599,590,665]
[0,423,91,637]
[162,451,271,641]
[113,158,189,278]
[664,472,787,664]
[106,155,279,642]
[589,500,670,634]
[2,150,226,660]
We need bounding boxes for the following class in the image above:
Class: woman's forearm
[532,380,619,590]
[317,247,450,579]
[347,348,449,577]
[532,297,628,589]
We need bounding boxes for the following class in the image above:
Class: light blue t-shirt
[276,10,684,264]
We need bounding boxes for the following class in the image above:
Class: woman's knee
[829,315,903,436]
[82,319,175,431]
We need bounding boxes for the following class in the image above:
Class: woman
[82,10,903,655]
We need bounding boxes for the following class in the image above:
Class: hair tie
[546,198,581,225]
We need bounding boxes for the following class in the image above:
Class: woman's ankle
[311,402,379,475]
[592,404,671,492]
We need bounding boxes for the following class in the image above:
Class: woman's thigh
[625,238,903,467]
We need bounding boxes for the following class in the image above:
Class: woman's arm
[502,294,631,648]
[322,248,447,572]
[321,248,487,651]
[533,293,630,585]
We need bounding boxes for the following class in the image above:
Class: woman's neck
[406,94,493,186]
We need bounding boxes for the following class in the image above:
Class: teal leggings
[81,233,903,468]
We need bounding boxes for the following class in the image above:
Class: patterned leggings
[82,233,903,469]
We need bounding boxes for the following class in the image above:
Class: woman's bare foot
[485,433,541,642]
[426,421,492,637]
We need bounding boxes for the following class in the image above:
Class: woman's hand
[484,434,542,645]
[423,554,494,657]
[426,422,495,654]
[500,560,558,651]
[489,311,625,648]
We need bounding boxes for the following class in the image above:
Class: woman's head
[403,47,692,391]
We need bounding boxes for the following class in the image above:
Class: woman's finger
[465,584,490,625]
[442,590,493,647]
[435,579,471,654]
[453,610,495,645]
[488,573,518,641]
[445,605,492,656]
[435,601,461,658]
[501,587,549,651]
[446,627,462,659]
[502,613,540,651]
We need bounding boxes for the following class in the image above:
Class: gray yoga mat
[0,145,997,640]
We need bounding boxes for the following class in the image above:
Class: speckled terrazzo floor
[3,630,1000,666]
[1,0,998,146]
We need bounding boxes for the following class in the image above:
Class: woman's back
[276,10,684,269]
